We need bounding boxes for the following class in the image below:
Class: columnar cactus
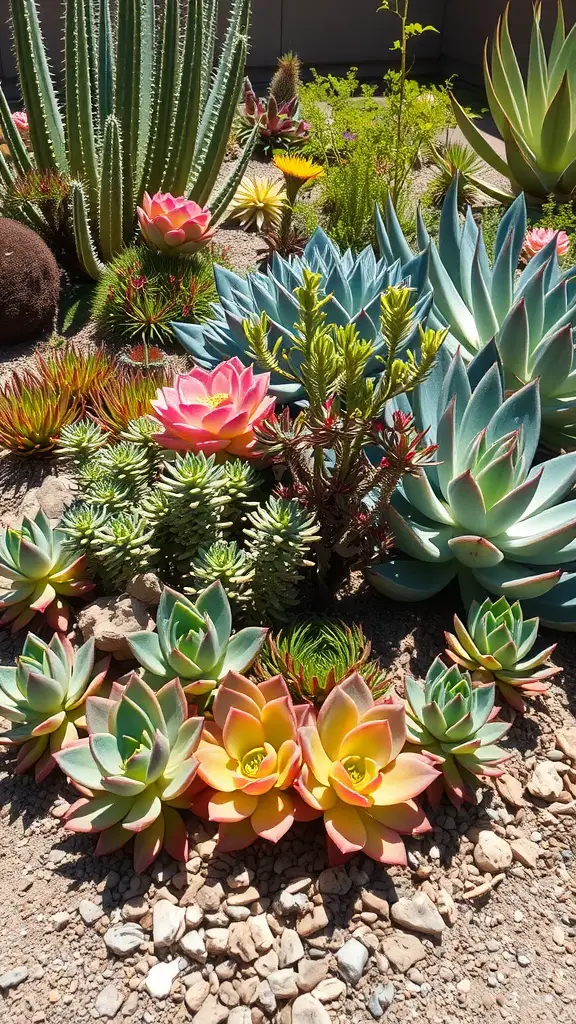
[0,0,254,278]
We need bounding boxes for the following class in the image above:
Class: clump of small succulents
[445,598,559,712]
[0,633,109,781]
[404,658,512,807]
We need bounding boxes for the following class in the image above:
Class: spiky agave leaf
[36,346,114,397]
[255,619,390,706]
[445,597,559,712]
[0,631,109,782]
[54,674,205,872]
[0,510,94,632]
[404,656,512,807]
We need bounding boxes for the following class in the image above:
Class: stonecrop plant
[0,510,94,632]
[404,658,511,807]
[0,633,109,782]
[55,674,205,872]
[0,0,254,277]
[444,598,559,712]
[367,344,576,630]
[294,674,440,865]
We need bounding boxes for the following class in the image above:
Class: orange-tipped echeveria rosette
[54,673,205,873]
[194,672,321,851]
[150,358,276,457]
[137,192,216,255]
[294,673,440,866]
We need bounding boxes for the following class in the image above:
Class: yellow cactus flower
[273,153,324,186]
[228,176,287,233]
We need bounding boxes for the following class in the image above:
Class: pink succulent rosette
[12,110,29,137]
[137,191,216,254]
[194,673,320,851]
[151,357,276,457]
[294,674,441,865]
[522,227,570,261]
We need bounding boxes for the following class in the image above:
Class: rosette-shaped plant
[0,633,109,781]
[255,620,389,707]
[404,658,511,806]
[522,228,570,262]
[294,674,440,865]
[0,511,94,632]
[151,358,276,456]
[54,674,204,872]
[172,227,431,401]
[195,673,316,850]
[127,582,267,697]
[137,193,215,255]
[238,80,310,157]
[377,180,576,451]
[367,345,576,629]
[445,598,559,712]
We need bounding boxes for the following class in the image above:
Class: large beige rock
[77,595,154,660]
[473,830,512,874]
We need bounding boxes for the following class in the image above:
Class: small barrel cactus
[0,633,109,781]
[0,218,60,344]
[404,657,512,807]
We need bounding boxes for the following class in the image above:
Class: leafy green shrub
[91,247,218,346]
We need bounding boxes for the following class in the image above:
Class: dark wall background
[1,0,575,83]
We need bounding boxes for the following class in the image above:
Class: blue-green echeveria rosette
[367,343,576,629]
[404,656,512,808]
[127,582,268,696]
[0,632,110,781]
[54,673,205,872]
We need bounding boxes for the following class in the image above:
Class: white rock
[257,980,277,1015]
[390,893,445,938]
[144,958,186,999]
[121,896,149,922]
[292,994,332,1024]
[179,930,207,963]
[185,904,205,928]
[0,967,28,991]
[205,927,229,955]
[95,983,124,1018]
[267,968,299,999]
[249,914,275,953]
[51,911,70,932]
[336,937,369,986]
[278,927,305,967]
[104,923,145,957]
[228,1010,251,1024]
[153,899,186,950]
[510,837,540,869]
[528,762,564,801]
[313,977,346,1002]
[473,830,513,874]
[78,899,104,926]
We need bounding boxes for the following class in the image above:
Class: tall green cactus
[0,0,254,279]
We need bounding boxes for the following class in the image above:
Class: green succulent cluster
[405,657,511,807]
[127,581,266,700]
[0,632,109,782]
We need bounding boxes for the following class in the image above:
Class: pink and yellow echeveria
[137,192,216,254]
[194,673,319,851]
[151,357,276,457]
[294,673,441,865]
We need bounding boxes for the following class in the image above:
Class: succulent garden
[0,1,575,1023]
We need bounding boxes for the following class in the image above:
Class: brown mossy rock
[0,217,60,344]
[77,595,155,660]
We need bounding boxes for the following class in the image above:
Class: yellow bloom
[273,153,324,186]
[228,176,286,233]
